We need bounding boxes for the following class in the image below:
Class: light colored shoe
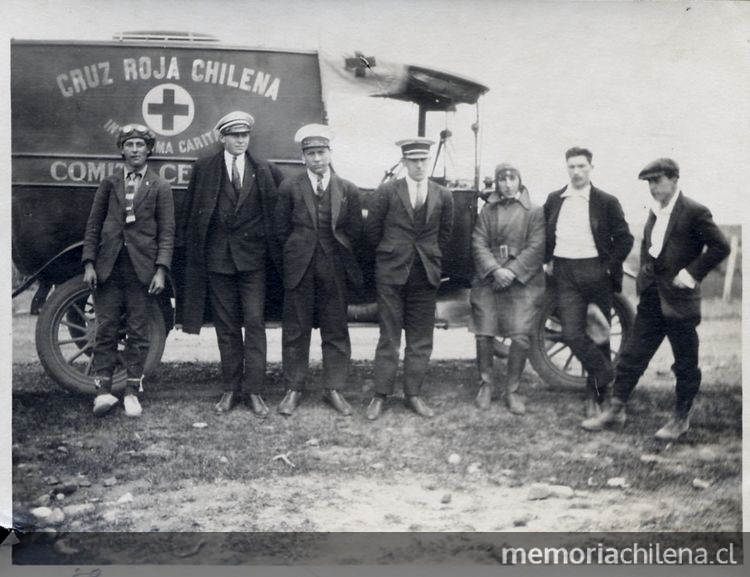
[505,392,526,415]
[475,381,493,410]
[581,399,626,432]
[654,414,690,441]
[93,393,119,417]
[123,394,143,418]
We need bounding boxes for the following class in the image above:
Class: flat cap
[214,110,255,135]
[396,138,434,159]
[294,123,333,150]
[638,158,680,180]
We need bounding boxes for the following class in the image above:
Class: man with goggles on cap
[364,138,454,420]
[179,110,283,417]
[82,123,175,418]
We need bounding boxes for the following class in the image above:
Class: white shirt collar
[652,190,681,215]
[561,183,591,200]
[124,164,147,179]
[405,174,427,190]
[307,169,331,191]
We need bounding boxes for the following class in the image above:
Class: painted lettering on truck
[56,56,281,101]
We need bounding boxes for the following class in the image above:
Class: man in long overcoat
[179,110,282,416]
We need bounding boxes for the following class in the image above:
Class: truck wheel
[35,275,166,395]
[528,291,635,390]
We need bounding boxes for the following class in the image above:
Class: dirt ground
[10,297,744,564]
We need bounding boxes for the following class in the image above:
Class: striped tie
[125,172,140,224]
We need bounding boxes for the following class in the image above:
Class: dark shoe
[247,394,269,418]
[475,381,493,410]
[366,396,384,421]
[215,392,238,414]
[278,390,302,416]
[581,399,626,432]
[505,392,526,415]
[407,395,435,418]
[323,389,353,416]
[654,413,690,441]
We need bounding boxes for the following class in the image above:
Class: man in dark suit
[544,147,633,417]
[582,158,729,440]
[82,124,174,418]
[364,138,454,420]
[179,111,282,416]
[274,124,363,416]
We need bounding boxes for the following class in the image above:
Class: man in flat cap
[274,124,363,416]
[82,123,174,418]
[543,147,633,417]
[179,110,283,416]
[364,138,454,420]
[583,158,729,439]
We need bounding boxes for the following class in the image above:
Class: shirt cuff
[676,268,697,288]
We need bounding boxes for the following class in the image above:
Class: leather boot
[475,337,494,410]
[505,341,527,415]
[581,398,626,432]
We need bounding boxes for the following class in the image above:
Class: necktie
[414,182,423,209]
[231,155,241,190]
[316,175,325,198]
[124,172,140,224]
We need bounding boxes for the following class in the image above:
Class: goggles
[117,124,156,147]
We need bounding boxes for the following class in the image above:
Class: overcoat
[470,188,545,337]
[274,171,363,291]
[178,149,282,334]
[638,192,729,321]
[82,167,174,285]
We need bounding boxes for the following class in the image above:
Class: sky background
[1,0,748,225]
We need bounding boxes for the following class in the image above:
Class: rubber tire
[528,291,635,390]
[35,275,166,395]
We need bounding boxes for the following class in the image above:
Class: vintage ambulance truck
[11,32,633,393]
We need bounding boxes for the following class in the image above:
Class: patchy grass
[12,302,742,564]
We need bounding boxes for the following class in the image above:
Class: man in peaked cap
[364,137,454,420]
[582,158,730,440]
[179,110,283,416]
[274,124,363,416]
[82,123,174,418]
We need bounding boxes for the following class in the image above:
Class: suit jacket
[543,184,633,292]
[82,167,174,286]
[638,192,729,321]
[365,178,454,288]
[178,149,283,334]
[275,171,363,291]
